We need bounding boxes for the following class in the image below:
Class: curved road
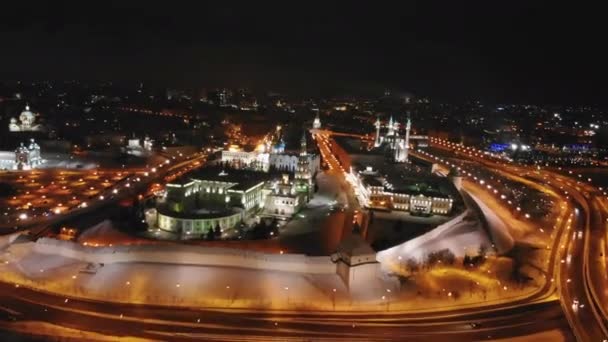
[429,138,608,341]
[0,280,568,341]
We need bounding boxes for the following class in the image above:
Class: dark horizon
[1,1,607,105]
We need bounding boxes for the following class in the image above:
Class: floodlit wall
[33,238,337,274]
[157,210,244,238]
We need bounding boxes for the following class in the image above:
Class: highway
[429,138,608,341]
[592,196,608,317]
[0,279,569,341]
[547,172,608,341]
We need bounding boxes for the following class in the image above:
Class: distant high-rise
[218,88,228,106]
[404,117,411,161]
[209,88,233,107]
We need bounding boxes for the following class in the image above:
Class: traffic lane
[0,280,564,329]
[0,292,569,342]
[559,200,607,341]
[589,198,608,320]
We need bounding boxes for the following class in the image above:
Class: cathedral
[9,105,46,132]
[374,116,412,163]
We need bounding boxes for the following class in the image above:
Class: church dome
[19,105,35,122]
[21,105,33,115]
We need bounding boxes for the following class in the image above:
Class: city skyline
[1,3,608,341]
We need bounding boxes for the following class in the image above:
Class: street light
[331,288,337,310]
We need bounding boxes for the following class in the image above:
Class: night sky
[0,1,606,104]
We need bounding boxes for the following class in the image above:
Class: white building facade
[262,174,305,219]
[0,139,43,170]
[9,105,46,132]
[348,166,453,216]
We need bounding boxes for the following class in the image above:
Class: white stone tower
[404,117,411,162]
[313,111,321,129]
[394,138,405,162]
[392,119,400,149]
[295,132,312,201]
[374,117,382,147]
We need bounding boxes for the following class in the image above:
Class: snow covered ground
[0,235,541,315]
[376,209,491,265]
[377,189,514,268]
[0,237,396,309]
[466,192,515,254]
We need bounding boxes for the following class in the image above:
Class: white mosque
[374,116,412,163]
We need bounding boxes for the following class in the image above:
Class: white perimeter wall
[33,238,337,274]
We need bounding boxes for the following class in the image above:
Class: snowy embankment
[0,232,24,250]
[377,192,514,267]
[466,192,515,254]
[377,209,489,264]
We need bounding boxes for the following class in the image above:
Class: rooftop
[336,233,376,258]
[188,167,269,191]
[157,204,241,219]
[357,164,455,199]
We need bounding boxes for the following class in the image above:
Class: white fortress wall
[32,238,336,274]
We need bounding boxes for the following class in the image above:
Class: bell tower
[295,131,312,201]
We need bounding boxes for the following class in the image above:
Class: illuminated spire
[300,131,307,156]
[374,117,381,147]
[404,116,411,162]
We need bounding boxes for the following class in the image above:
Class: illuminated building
[9,105,46,132]
[125,136,154,156]
[331,135,456,216]
[153,168,267,239]
[0,139,43,170]
[294,132,313,201]
[373,116,412,163]
[262,173,305,218]
[221,146,269,171]
[350,165,453,215]
[151,163,318,238]
[220,136,319,175]
[273,137,286,154]
[312,111,321,129]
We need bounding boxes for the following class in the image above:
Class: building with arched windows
[150,165,317,239]
[153,168,267,238]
